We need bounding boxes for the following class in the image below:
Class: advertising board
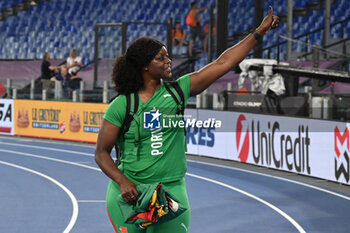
[0,99,14,135]
[14,100,108,143]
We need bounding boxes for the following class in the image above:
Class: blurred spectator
[41,52,59,90]
[173,22,188,47]
[51,67,71,96]
[172,21,188,56]
[204,23,216,50]
[30,1,38,6]
[204,24,216,35]
[186,2,207,57]
[66,48,83,75]
[68,70,82,91]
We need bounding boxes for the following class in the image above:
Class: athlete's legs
[106,180,145,233]
[147,178,191,233]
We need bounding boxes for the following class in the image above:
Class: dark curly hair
[112,37,165,95]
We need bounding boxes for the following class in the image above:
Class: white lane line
[2,140,350,202]
[78,200,106,203]
[1,148,305,232]
[0,141,94,157]
[186,173,306,233]
[0,149,101,172]
[3,140,350,202]
[187,159,350,201]
[0,136,95,149]
[0,160,79,233]
[75,161,93,164]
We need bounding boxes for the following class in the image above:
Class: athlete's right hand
[119,178,140,205]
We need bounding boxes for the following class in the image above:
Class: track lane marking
[1,148,305,232]
[78,200,106,203]
[0,160,79,233]
[187,159,350,201]
[2,140,350,202]
[186,173,305,233]
[0,141,93,157]
[0,148,100,171]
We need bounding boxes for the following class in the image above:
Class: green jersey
[104,74,191,184]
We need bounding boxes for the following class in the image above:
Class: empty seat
[0,0,347,61]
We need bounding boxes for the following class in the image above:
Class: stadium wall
[2,98,350,186]
[186,109,350,186]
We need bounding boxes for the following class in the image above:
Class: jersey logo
[143,110,161,129]
[163,94,171,98]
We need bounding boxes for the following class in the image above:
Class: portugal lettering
[150,128,163,156]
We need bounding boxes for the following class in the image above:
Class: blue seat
[0,0,347,61]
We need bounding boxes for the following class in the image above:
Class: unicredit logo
[235,114,311,174]
[236,114,250,162]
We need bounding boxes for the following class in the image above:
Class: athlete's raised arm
[189,7,279,96]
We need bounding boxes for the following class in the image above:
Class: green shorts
[106,178,191,233]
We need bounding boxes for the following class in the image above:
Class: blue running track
[0,136,350,233]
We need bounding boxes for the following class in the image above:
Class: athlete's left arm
[189,7,279,96]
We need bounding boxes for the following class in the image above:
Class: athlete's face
[146,46,172,79]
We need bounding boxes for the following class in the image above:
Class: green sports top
[104,74,191,184]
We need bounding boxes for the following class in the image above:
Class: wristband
[252,31,262,41]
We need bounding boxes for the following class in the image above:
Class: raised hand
[257,6,280,35]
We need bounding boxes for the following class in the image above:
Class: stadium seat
[0,0,348,63]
